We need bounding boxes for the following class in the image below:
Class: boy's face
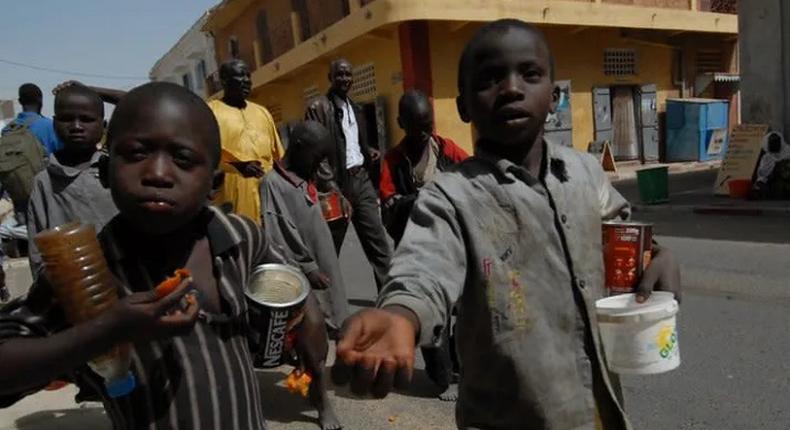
[292,139,330,181]
[399,102,434,145]
[54,93,104,154]
[107,98,220,235]
[458,28,558,148]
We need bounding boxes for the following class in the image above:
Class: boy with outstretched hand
[335,20,680,430]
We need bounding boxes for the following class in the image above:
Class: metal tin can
[602,221,653,295]
[245,264,310,368]
[319,191,345,222]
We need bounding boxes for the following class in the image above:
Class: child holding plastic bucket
[330,19,683,430]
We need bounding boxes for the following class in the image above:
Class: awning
[695,72,740,96]
[711,73,740,83]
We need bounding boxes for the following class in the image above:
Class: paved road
[2,170,789,429]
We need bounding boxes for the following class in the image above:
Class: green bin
[636,166,669,205]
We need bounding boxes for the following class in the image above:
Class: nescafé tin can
[246,264,310,368]
[319,191,345,222]
[602,221,653,295]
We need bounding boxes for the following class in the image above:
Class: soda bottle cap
[105,372,136,398]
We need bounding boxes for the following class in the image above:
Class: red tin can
[602,221,653,295]
[319,191,345,222]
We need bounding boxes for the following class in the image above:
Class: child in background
[26,84,118,278]
[260,120,346,430]
[334,20,681,429]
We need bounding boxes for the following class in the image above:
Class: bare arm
[0,279,198,395]
[88,86,126,105]
[0,311,122,394]
[51,81,126,105]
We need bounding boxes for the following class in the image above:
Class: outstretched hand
[110,276,200,343]
[636,244,681,303]
[334,307,418,398]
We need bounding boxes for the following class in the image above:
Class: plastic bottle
[35,222,136,398]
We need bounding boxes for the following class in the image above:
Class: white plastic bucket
[595,292,680,375]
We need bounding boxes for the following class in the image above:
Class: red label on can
[319,191,345,221]
[603,222,653,295]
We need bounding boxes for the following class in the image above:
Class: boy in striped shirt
[0,82,284,429]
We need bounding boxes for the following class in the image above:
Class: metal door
[593,86,613,144]
[544,80,573,147]
[639,84,659,162]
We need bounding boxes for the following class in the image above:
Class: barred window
[604,49,637,77]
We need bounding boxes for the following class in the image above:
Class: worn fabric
[328,168,392,287]
[2,112,61,155]
[340,99,364,169]
[208,99,284,222]
[304,92,372,191]
[412,137,439,187]
[378,141,631,430]
[260,163,350,328]
[26,152,118,278]
[1,207,284,429]
[379,134,469,245]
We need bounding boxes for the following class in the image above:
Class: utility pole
[739,0,790,134]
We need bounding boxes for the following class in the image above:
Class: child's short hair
[18,83,43,105]
[106,82,221,168]
[457,19,556,94]
[55,83,104,117]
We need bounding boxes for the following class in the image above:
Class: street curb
[632,204,790,217]
[609,160,721,183]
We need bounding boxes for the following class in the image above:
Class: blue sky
[0,0,218,117]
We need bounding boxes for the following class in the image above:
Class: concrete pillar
[739,0,790,134]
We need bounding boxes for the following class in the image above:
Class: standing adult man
[2,83,61,154]
[208,59,284,221]
[305,59,392,288]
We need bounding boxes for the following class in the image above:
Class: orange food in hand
[155,268,191,298]
[285,369,312,397]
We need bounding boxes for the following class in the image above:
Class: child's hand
[340,195,353,218]
[230,161,265,178]
[636,244,681,303]
[52,80,82,95]
[334,307,418,398]
[306,270,331,290]
[109,276,199,343]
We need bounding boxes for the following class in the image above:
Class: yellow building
[204,0,738,161]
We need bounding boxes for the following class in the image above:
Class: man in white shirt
[305,59,392,291]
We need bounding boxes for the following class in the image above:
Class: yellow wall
[429,22,684,154]
[249,28,405,148]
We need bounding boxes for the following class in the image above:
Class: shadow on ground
[12,407,108,430]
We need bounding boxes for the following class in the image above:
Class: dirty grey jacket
[259,164,350,328]
[26,152,118,278]
[379,141,632,430]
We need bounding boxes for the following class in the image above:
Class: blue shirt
[1,112,62,154]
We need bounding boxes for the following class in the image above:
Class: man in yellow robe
[208,59,284,221]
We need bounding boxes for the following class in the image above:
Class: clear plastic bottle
[35,222,136,398]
